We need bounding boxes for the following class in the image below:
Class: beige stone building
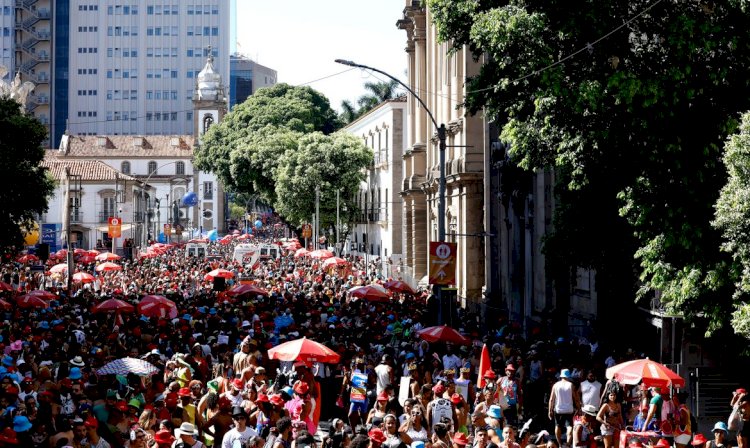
[397,2,488,305]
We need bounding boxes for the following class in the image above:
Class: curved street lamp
[335,59,448,324]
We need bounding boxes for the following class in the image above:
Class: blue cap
[209,308,217,315]
[197,307,206,314]
[69,367,82,380]
[182,314,192,321]
[140,315,150,322]
[38,321,50,329]
[487,405,503,419]
[412,442,425,448]
[405,353,415,360]
[1,355,13,367]
[281,386,293,396]
[52,319,63,326]
[713,422,729,433]
[13,415,32,432]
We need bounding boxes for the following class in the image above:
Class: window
[202,113,214,134]
[121,162,131,175]
[176,161,185,175]
[102,196,115,219]
[203,182,213,200]
[148,161,158,175]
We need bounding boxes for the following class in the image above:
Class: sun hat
[12,415,32,433]
[178,387,191,397]
[128,398,142,409]
[712,422,728,434]
[174,422,199,437]
[433,384,446,395]
[692,434,708,446]
[231,406,248,418]
[582,404,598,416]
[269,394,284,406]
[377,391,389,402]
[256,394,269,403]
[487,405,503,419]
[560,369,572,379]
[70,356,85,367]
[483,370,497,380]
[154,429,175,445]
[368,428,387,445]
[452,433,469,446]
[84,417,99,429]
[231,378,243,390]
[451,393,463,404]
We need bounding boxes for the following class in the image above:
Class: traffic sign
[301,224,312,239]
[108,217,122,238]
[429,241,457,285]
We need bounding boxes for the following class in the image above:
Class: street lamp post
[335,59,448,324]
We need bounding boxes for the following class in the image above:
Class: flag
[477,343,491,389]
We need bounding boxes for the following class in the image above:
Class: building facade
[397,2,487,304]
[229,53,277,108]
[344,98,407,278]
[45,55,228,250]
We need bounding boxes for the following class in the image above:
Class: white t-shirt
[581,380,602,408]
[221,427,258,448]
[374,363,392,393]
[552,380,575,414]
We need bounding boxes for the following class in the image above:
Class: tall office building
[56,1,230,146]
[229,53,276,109]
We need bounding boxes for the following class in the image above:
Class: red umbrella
[79,255,97,264]
[309,249,334,260]
[138,295,177,318]
[86,249,101,256]
[0,298,12,310]
[0,281,13,292]
[605,359,685,388]
[237,234,253,240]
[188,238,209,244]
[205,269,234,280]
[417,325,471,345]
[16,294,49,309]
[267,337,341,364]
[95,262,122,272]
[56,249,68,259]
[73,248,87,255]
[72,272,96,283]
[17,254,39,263]
[50,263,68,274]
[322,257,349,269]
[93,298,134,313]
[95,252,121,261]
[294,248,310,258]
[384,280,416,295]
[227,284,270,297]
[28,290,56,300]
[349,285,391,303]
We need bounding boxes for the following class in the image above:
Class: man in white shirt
[548,369,580,447]
[221,407,257,448]
[580,370,602,409]
[442,347,462,373]
[374,354,393,395]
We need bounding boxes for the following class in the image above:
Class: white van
[232,243,282,266]
[185,241,208,258]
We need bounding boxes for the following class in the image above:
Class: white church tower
[193,50,229,233]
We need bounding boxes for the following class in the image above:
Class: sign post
[301,224,312,250]
[108,217,122,254]
[429,242,457,285]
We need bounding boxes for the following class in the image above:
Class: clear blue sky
[235,0,408,112]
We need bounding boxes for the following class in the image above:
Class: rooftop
[58,134,195,158]
[42,158,142,183]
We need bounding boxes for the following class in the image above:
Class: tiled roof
[58,134,195,158]
[42,158,140,182]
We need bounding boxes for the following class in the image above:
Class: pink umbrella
[417,325,471,345]
[72,272,96,283]
[309,249,334,260]
[384,280,416,295]
[227,284,270,297]
[86,249,101,256]
[17,254,39,263]
[294,248,310,258]
[95,252,121,261]
[95,262,122,272]
[79,255,97,264]
[322,257,349,269]
[49,263,68,274]
[28,290,56,300]
[349,285,391,303]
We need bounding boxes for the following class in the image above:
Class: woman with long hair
[597,389,624,448]
[399,403,429,445]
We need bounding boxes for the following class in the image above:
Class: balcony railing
[69,211,83,223]
[99,211,115,223]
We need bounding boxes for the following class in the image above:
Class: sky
[235,0,408,113]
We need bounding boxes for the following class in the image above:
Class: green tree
[714,112,750,338]
[0,98,55,250]
[340,100,360,124]
[427,0,750,333]
[274,132,372,230]
[340,80,401,124]
[194,83,341,200]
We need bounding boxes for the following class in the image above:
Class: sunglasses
[412,411,422,416]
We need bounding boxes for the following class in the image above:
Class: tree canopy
[340,80,401,124]
[0,98,55,250]
[427,0,750,334]
[193,83,341,202]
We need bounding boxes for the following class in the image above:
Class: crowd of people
[0,222,745,448]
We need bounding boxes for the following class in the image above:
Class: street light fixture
[335,59,448,324]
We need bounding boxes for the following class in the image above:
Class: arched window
[121,161,130,174]
[148,161,157,175]
[175,161,185,175]
[202,113,214,134]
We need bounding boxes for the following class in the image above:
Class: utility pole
[63,167,73,289]
[336,189,340,256]
[315,186,320,250]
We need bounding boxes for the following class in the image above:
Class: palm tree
[340,79,402,124]
[340,100,359,124]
